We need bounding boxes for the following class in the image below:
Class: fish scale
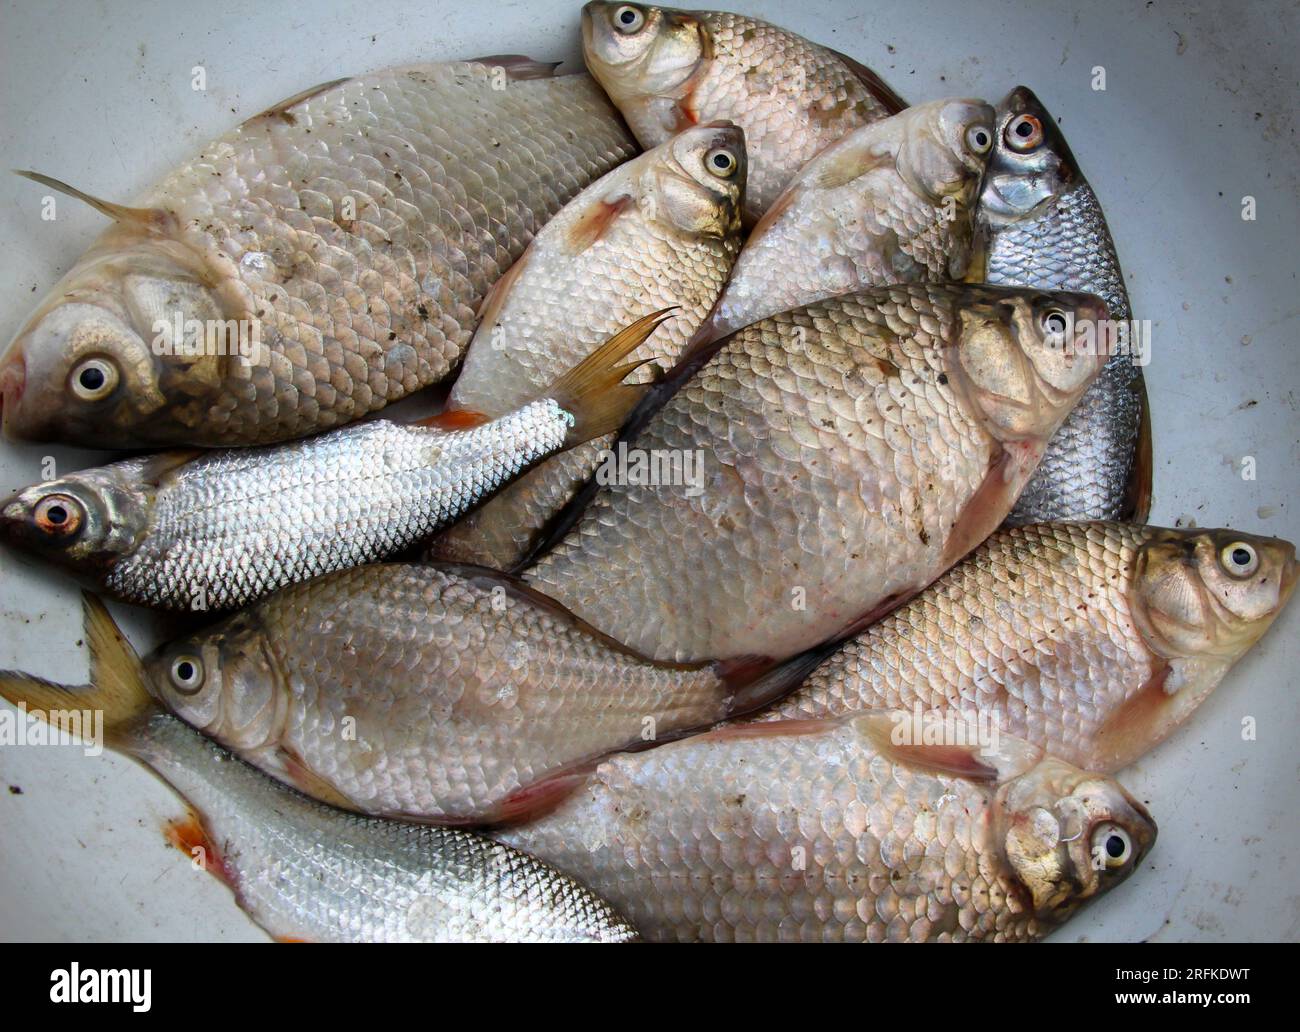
[431,126,745,569]
[582,3,904,223]
[975,87,1148,523]
[753,522,1295,771]
[525,284,1107,664]
[101,403,571,609]
[124,713,640,942]
[0,62,637,447]
[135,561,823,824]
[499,713,1155,942]
[706,100,993,340]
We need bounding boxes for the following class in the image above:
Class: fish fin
[717,641,840,718]
[1120,379,1153,523]
[13,170,173,235]
[469,55,562,80]
[493,768,594,826]
[274,936,313,943]
[804,140,894,192]
[412,408,492,430]
[699,719,838,742]
[540,308,678,444]
[0,593,154,747]
[834,590,918,642]
[430,562,716,671]
[136,449,204,487]
[276,746,359,812]
[942,444,1030,568]
[163,807,236,889]
[248,77,350,124]
[1092,664,1172,772]
[563,194,635,254]
[852,711,1040,782]
[825,48,908,114]
[475,246,531,325]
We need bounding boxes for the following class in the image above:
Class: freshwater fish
[582,2,905,221]
[526,284,1109,664]
[10,572,818,825]
[974,86,1151,522]
[755,523,1296,771]
[703,98,994,342]
[430,123,746,569]
[500,711,1156,942]
[0,312,671,611]
[0,59,637,447]
[0,598,640,943]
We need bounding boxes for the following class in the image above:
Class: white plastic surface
[0,0,1296,942]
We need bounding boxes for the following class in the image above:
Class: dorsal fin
[249,77,350,124]
[469,55,563,81]
[825,47,908,114]
[14,170,173,234]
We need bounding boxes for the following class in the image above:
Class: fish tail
[542,308,678,444]
[716,639,842,719]
[0,592,154,746]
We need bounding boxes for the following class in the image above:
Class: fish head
[145,613,284,751]
[952,287,1109,440]
[998,757,1156,922]
[582,3,709,141]
[977,85,1080,228]
[1134,528,1297,661]
[900,98,996,203]
[0,460,157,576]
[1,241,230,447]
[643,122,746,238]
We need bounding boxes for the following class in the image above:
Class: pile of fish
[0,3,1291,943]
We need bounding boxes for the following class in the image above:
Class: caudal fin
[542,308,677,444]
[0,593,154,748]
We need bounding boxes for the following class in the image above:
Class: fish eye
[612,4,646,33]
[69,357,120,401]
[705,147,738,178]
[1220,541,1259,578]
[1041,308,1070,340]
[1006,113,1044,152]
[965,124,993,154]
[1092,823,1133,869]
[34,494,85,537]
[169,655,205,695]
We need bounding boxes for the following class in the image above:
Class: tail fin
[0,593,154,748]
[542,308,678,444]
[716,638,842,719]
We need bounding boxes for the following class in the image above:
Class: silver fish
[0,313,670,611]
[0,598,640,943]
[975,86,1151,523]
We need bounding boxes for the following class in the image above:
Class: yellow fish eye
[966,124,993,155]
[170,655,205,695]
[69,356,120,401]
[705,147,737,178]
[1220,541,1259,578]
[613,5,646,34]
[1092,823,1133,869]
